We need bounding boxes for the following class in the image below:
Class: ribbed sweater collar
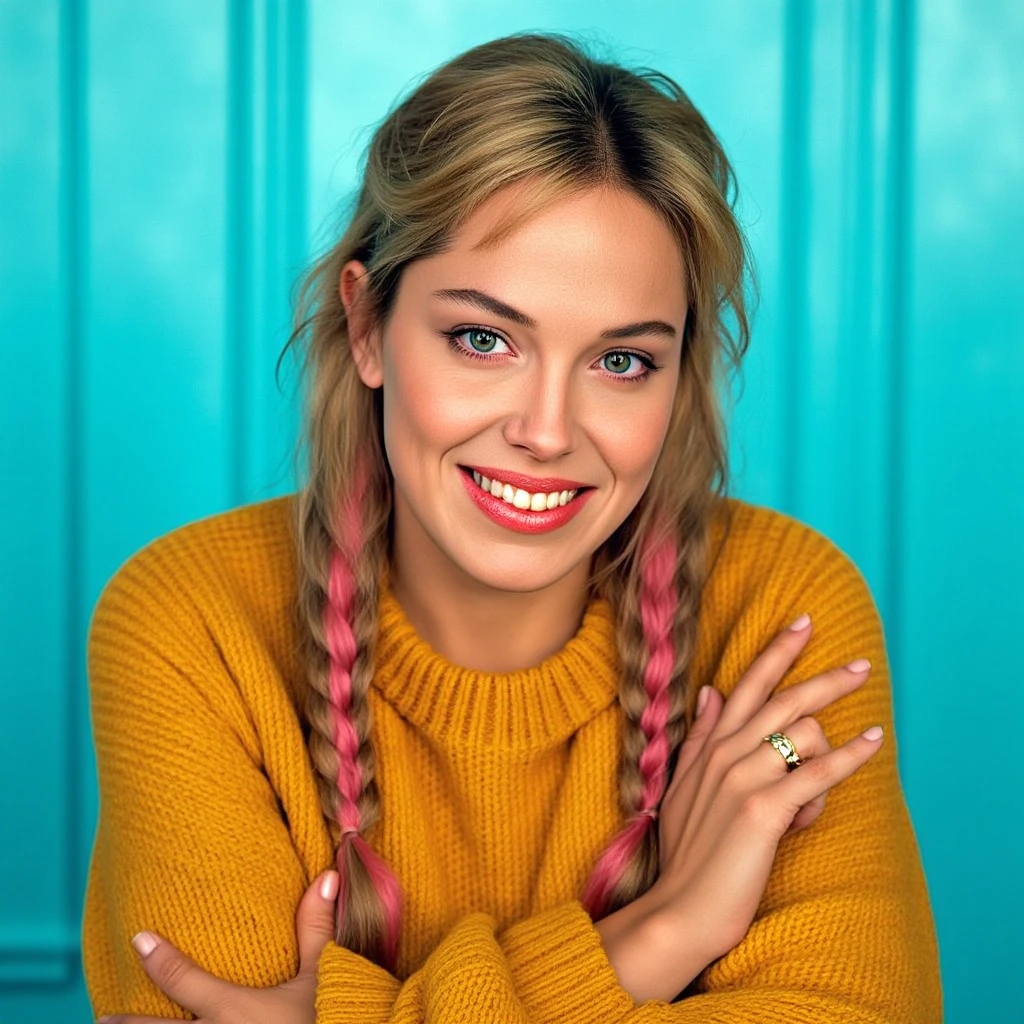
[371,583,621,753]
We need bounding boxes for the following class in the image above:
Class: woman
[83,32,941,1023]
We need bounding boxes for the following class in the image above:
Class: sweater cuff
[501,901,636,1023]
[316,941,401,1024]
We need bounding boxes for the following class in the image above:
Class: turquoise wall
[2,1,1021,1021]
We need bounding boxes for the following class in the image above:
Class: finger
[760,715,828,770]
[125,930,227,1018]
[742,659,871,747]
[296,870,340,976]
[731,716,829,786]
[715,615,814,735]
[776,726,884,811]
[774,726,833,837]
[739,720,834,838]
[664,686,725,800]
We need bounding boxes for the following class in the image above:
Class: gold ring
[762,732,803,771]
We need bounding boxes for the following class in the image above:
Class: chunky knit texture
[81,494,942,1022]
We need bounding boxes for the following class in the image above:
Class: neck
[388,541,593,675]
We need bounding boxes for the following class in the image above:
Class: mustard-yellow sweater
[81,494,942,1022]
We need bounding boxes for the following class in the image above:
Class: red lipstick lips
[458,466,593,535]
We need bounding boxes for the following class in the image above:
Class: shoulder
[708,495,871,614]
[87,495,305,732]
[90,494,298,644]
[696,496,884,694]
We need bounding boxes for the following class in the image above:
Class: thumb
[296,870,339,975]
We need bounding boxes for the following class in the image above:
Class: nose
[501,366,577,460]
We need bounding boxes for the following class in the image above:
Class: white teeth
[469,469,580,511]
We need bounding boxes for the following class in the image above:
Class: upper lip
[463,465,593,492]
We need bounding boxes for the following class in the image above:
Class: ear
[339,259,384,388]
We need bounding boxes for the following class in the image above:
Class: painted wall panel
[902,1,1024,1021]
[84,0,232,585]
[0,0,77,990]
[2,1,1021,1020]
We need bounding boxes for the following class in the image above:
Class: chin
[454,552,588,596]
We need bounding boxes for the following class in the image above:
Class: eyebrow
[432,288,678,341]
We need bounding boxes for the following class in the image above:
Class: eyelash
[439,326,662,383]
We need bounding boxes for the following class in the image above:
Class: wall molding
[228,0,308,508]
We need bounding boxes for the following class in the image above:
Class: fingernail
[787,613,811,631]
[862,725,883,741]
[131,931,158,958]
[320,870,339,901]
[845,658,871,673]
[696,686,710,717]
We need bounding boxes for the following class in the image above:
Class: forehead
[405,182,689,316]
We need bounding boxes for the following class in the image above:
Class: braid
[582,508,708,922]
[300,459,402,970]
[635,530,677,814]
[581,524,678,918]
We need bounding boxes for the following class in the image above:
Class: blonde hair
[280,31,752,969]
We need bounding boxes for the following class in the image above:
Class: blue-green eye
[602,352,634,374]
[599,351,656,380]
[441,327,510,361]
[466,329,500,353]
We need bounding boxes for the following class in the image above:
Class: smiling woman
[81,30,941,1024]
[341,183,686,621]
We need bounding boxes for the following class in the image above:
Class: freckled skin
[341,183,688,671]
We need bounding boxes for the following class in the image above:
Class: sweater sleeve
[81,539,320,1020]
[311,528,943,1024]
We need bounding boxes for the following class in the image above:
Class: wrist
[646,878,742,969]
[593,887,714,1003]
[641,885,718,998]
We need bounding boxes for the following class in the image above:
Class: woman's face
[343,182,688,595]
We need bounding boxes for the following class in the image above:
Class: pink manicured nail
[846,658,871,673]
[320,870,339,900]
[696,686,710,717]
[862,726,883,742]
[132,931,158,958]
[787,613,811,631]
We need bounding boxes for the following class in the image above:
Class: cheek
[591,389,676,488]
[381,345,484,467]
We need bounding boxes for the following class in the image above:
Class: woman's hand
[647,614,884,982]
[96,870,339,1024]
